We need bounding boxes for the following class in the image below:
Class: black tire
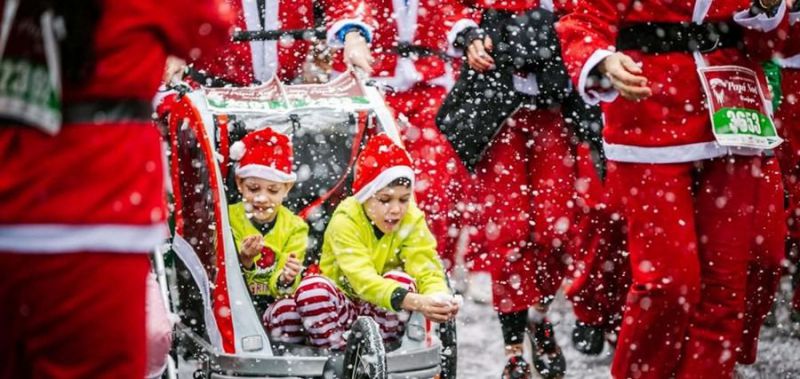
[342,316,387,379]
[439,319,458,379]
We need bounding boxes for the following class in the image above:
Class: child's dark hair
[388,177,412,188]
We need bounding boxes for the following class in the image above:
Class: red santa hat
[230,127,297,183]
[352,133,415,203]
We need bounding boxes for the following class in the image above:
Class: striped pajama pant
[263,272,416,349]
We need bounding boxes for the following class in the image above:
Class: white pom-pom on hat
[229,141,246,161]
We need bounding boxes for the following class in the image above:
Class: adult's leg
[524,107,576,305]
[607,162,702,379]
[675,157,762,377]
[473,109,539,314]
[738,157,785,364]
[294,275,357,349]
[0,252,149,379]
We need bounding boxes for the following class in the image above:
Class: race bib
[0,2,62,134]
[697,65,782,149]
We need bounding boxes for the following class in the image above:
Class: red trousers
[738,157,785,364]
[472,107,576,313]
[386,84,471,270]
[775,69,800,313]
[606,156,781,379]
[567,144,630,330]
[0,253,150,379]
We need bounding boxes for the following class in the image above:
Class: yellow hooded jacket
[320,197,449,311]
[228,202,308,297]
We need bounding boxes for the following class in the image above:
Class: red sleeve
[322,0,377,45]
[555,0,629,102]
[68,0,234,101]
[155,0,234,61]
[783,13,800,57]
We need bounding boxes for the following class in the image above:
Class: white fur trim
[229,141,246,160]
[578,49,618,105]
[236,164,296,182]
[0,223,167,253]
[327,18,373,48]
[603,141,765,163]
[778,53,800,69]
[354,166,415,203]
[393,0,418,43]
[790,11,800,25]
[447,19,479,58]
[734,1,787,32]
[513,73,539,96]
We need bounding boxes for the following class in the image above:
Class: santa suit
[775,10,800,316]
[0,0,229,377]
[194,0,373,85]
[557,1,787,378]
[331,0,477,269]
[454,0,577,315]
[566,144,631,333]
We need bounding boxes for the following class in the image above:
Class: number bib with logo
[0,2,62,135]
[697,65,782,149]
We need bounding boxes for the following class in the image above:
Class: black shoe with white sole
[529,318,566,379]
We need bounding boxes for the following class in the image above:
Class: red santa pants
[0,252,150,379]
[776,69,800,313]
[738,157,785,364]
[274,272,416,349]
[606,155,780,379]
[567,144,630,331]
[386,84,471,270]
[472,107,576,313]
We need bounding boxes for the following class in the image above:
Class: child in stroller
[266,133,462,350]
[227,127,310,342]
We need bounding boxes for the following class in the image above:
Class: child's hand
[401,293,458,323]
[238,235,262,269]
[279,253,302,285]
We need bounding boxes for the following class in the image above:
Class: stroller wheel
[439,319,458,379]
[342,317,387,379]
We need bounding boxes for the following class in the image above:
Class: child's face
[236,177,293,223]
[364,185,412,234]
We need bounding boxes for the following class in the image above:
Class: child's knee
[294,275,340,306]
[383,271,417,292]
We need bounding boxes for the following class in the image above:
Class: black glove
[453,27,486,51]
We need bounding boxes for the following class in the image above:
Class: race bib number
[697,65,781,149]
[0,3,62,134]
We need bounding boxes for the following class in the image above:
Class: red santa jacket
[0,0,230,254]
[556,0,788,164]
[193,0,373,85]
[331,0,477,92]
[779,9,800,67]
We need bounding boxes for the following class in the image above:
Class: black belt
[616,22,743,54]
[0,100,152,127]
[62,100,153,124]
[232,28,326,42]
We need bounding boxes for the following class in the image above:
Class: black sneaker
[763,304,778,328]
[571,321,605,356]
[529,318,566,379]
[501,355,532,379]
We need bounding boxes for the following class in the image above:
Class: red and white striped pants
[263,272,416,349]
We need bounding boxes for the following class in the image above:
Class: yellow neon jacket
[320,196,449,310]
[228,202,308,297]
